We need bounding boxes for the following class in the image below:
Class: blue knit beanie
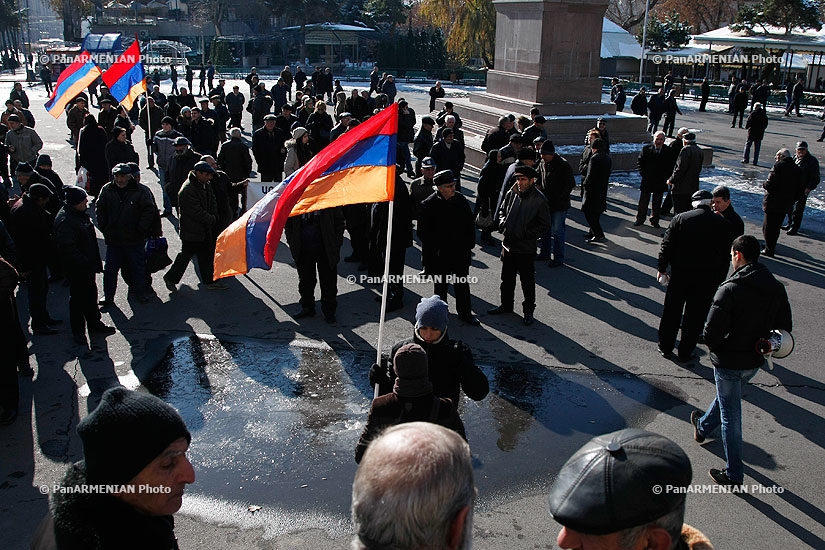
[415,295,448,332]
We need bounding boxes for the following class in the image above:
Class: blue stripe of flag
[44,61,98,111]
[108,63,145,103]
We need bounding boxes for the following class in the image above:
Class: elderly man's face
[422,166,436,179]
[115,437,195,517]
[195,170,212,184]
[265,120,276,130]
[437,180,456,200]
[445,117,455,129]
[114,173,131,187]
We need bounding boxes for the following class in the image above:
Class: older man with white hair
[351,422,475,550]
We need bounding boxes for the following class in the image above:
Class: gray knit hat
[415,295,448,332]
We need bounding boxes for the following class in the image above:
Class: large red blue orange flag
[102,41,146,111]
[213,105,398,279]
[44,51,102,118]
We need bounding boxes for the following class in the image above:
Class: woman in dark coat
[476,149,505,245]
[77,114,111,196]
[104,127,139,177]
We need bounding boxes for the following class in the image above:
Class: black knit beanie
[77,387,191,485]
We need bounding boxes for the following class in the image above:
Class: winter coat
[188,118,217,155]
[5,124,43,163]
[481,126,512,153]
[210,170,236,234]
[153,129,183,171]
[657,206,734,283]
[429,139,465,180]
[95,179,157,246]
[409,176,436,220]
[217,138,253,183]
[763,156,803,213]
[733,90,748,111]
[66,106,87,139]
[77,124,110,195]
[745,108,769,141]
[413,128,434,164]
[397,108,416,142]
[638,143,673,194]
[498,183,551,254]
[138,104,163,142]
[225,91,245,114]
[305,111,333,149]
[418,190,475,272]
[284,207,345,269]
[630,93,647,116]
[251,126,287,176]
[53,205,103,277]
[538,153,576,211]
[178,173,217,242]
[670,143,704,195]
[8,194,52,270]
[704,262,792,371]
[105,139,139,175]
[373,331,490,408]
[582,151,612,213]
[354,392,466,463]
[31,461,182,550]
[647,93,666,118]
[283,138,313,177]
[477,158,506,216]
[165,149,200,209]
[98,107,118,134]
[796,152,821,192]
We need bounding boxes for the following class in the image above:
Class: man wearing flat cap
[31,387,195,549]
[548,428,712,550]
[429,127,466,191]
[657,189,734,362]
[4,113,43,175]
[165,136,200,216]
[489,164,550,326]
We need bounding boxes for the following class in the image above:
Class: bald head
[352,423,475,550]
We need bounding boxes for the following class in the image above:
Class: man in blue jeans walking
[690,235,792,486]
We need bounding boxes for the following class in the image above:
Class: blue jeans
[103,243,146,300]
[697,366,760,483]
[743,139,761,165]
[540,209,567,263]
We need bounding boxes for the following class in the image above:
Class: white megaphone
[756,329,794,370]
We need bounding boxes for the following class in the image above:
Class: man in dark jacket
[98,98,118,135]
[188,107,217,157]
[785,141,820,235]
[96,164,159,306]
[743,103,768,166]
[284,207,345,323]
[247,85,273,133]
[630,87,647,116]
[536,141,576,266]
[692,235,792,486]
[762,148,803,257]
[225,85,245,129]
[32,387,195,549]
[355,343,466,463]
[646,88,666,133]
[138,96,163,168]
[635,131,672,228]
[667,132,704,214]
[397,100,417,178]
[429,128,465,191]
[481,116,515,154]
[412,116,435,177]
[657,190,735,362]
[711,185,744,238]
[418,170,479,326]
[581,138,612,243]
[409,157,437,220]
[164,161,227,291]
[217,128,253,217]
[165,136,200,214]
[489,165,551,325]
[370,295,490,408]
[53,187,115,345]
[699,77,710,111]
[252,115,287,182]
[8,183,59,335]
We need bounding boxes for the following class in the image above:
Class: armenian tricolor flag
[102,41,146,111]
[213,105,398,279]
[44,51,103,119]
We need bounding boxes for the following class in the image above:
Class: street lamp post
[639,0,650,84]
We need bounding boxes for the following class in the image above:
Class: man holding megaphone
[690,235,793,487]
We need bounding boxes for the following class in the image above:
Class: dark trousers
[699,96,708,111]
[637,190,663,223]
[672,193,692,215]
[69,273,102,336]
[103,244,146,299]
[743,139,761,165]
[731,109,745,127]
[229,112,242,129]
[762,211,785,253]
[1,297,26,411]
[663,116,676,137]
[788,193,809,232]
[166,240,216,284]
[433,256,472,317]
[583,207,604,238]
[296,247,337,316]
[344,204,370,261]
[500,250,536,314]
[661,192,673,214]
[658,275,717,357]
[260,171,280,183]
[26,266,49,328]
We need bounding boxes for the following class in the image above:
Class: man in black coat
[635,131,672,228]
[53,187,114,345]
[699,78,710,111]
[8,183,59,335]
[429,128,465,191]
[225,85,246,129]
[581,138,612,242]
[489,165,551,325]
[711,185,744,238]
[762,148,803,257]
[188,107,217,157]
[409,157,437,220]
[481,116,515,154]
[692,235,792,486]
[217,128,253,216]
[536,141,576,266]
[646,88,666,133]
[165,137,200,213]
[252,115,287,182]
[412,117,435,177]
[630,87,647,116]
[397,100,417,178]
[785,141,820,235]
[657,189,735,362]
[418,170,479,326]
[743,103,768,166]
[284,207,346,324]
[667,132,704,214]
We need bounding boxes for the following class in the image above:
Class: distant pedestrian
[731,85,748,128]
[635,131,671,229]
[784,141,820,235]
[742,103,768,166]
[581,138,611,243]
[667,132,703,214]
[428,81,445,112]
[699,77,710,111]
[762,148,802,257]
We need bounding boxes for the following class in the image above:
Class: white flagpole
[374,196,395,399]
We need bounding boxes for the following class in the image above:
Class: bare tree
[607,0,662,32]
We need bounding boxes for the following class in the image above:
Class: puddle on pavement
[144,335,682,532]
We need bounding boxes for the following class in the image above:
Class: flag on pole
[213,105,398,279]
[44,51,103,119]
[102,41,146,111]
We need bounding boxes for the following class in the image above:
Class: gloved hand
[368,363,382,386]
